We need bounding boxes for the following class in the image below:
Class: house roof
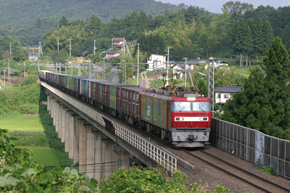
[106,49,119,54]
[214,86,243,93]
[112,37,124,41]
[188,59,208,64]
[149,53,165,56]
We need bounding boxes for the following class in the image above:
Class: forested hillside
[40,2,290,64]
[0,0,178,27]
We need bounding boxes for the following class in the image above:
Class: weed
[260,166,275,175]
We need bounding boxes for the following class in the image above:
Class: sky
[157,0,289,13]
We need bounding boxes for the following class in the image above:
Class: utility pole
[122,60,126,84]
[69,36,72,58]
[24,61,25,77]
[94,40,96,55]
[8,59,10,83]
[88,63,91,78]
[70,62,73,75]
[4,69,5,86]
[8,43,11,83]
[102,60,106,80]
[39,42,42,57]
[184,57,188,87]
[57,36,59,53]
[65,63,67,74]
[153,60,158,88]
[166,47,170,86]
[208,57,215,117]
[137,43,140,86]
[38,61,39,72]
[78,63,80,75]
[70,36,72,75]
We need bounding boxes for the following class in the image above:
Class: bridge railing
[41,82,178,173]
[114,123,177,173]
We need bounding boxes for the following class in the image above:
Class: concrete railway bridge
[41,81,184,181]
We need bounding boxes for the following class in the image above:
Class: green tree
[59,16,69,28]
[51,49,68,64]
[223,37,290,139]
[282,25,290,49]
[222,1,254,19]
[86,15,103,36]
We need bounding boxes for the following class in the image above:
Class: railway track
[184,149,290,193]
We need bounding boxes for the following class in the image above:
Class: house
[28,55,38,60]
[112,37,126,48]
[215,86,243,109]
[146,54,166,70]
[105,49,120,59]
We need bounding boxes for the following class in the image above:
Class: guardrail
[41,82,178,173]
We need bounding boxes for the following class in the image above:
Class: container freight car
[39,70,211,148]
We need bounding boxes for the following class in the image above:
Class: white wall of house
[147,54,166,70]
[105,52,120,59]
[215,92,233,104]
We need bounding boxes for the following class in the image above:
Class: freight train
[39,70,211,148]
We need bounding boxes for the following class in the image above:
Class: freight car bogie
[140,120,172,143]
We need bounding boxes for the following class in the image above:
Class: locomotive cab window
[172,102,191,112]
[172,101,210,112]
[192,102,211,112]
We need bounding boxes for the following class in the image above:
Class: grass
[230,65,260,78]
[0,115,44,131]
[10,131,48,147]
[20,147,60,166]
[0,106,73,167]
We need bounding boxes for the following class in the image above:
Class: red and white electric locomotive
[139,87,211,148]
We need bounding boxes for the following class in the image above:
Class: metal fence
[210,118,290,179]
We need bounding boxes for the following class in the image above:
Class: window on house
[217,94,221,98]
[224,94,229,99]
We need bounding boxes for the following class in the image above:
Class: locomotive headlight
[204,131,207,135]
[187,97,196,101]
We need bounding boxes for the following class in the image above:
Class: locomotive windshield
[172,102,210,112]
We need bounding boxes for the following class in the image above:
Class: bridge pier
[58,105,63,140]
[86,126,95,179]
[78,119,87,174]
[73,117,80,165]
[68,113,75,159]
[61,106,66,143]
[46,94,142,182]
[64,110,70,152]
[94,131,102,180]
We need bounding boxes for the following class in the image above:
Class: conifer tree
[223,37,290,139]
